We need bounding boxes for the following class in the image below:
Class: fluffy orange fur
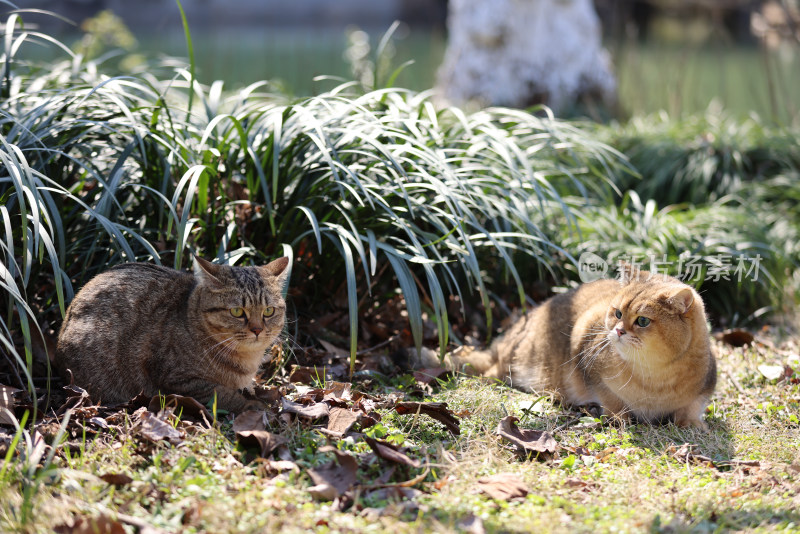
[446,269,717,429]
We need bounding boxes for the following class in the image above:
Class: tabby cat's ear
[193,256,224,287]
[666,287,694,314]
[260,257,290,288]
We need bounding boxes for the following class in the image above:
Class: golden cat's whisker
[616,363,635,390]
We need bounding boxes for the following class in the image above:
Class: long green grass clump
[0,11,630,392]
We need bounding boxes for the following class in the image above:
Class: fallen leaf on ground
[235,430,286,458]
[54,515,126,534]
[413,367,450,385]
[280,398,330,420]
[99,473,133,487]
[477,472,529,500]
[758,364,785,381]
[667,443,714,466]
[457,513,486,534]
[307,483,339,501]
[0,385,21,425]
[564,477,598,491]
[88,417,109,430]
[307,445,359,500]
[327,407,360,434]
[364,486,422,503]
[323,381,352,401]
[289,365,330,385]
[255,458,300,478]
[147,394,212,427]
[365,437,422,468]
[57,384,94,416]
[716,329,754,347]
[395,401,460,436]
[252,385,282,404]
[233,410,268,433]
[496,416,558,457]
[137,411,183,444]
[318,339,350,359]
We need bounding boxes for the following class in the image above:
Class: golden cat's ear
[617,262,641,285]
[667,287,694,314]
[260,257,290,288]
[193,256,224,286]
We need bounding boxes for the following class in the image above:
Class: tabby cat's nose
[616,327,626,337]
[250,326,263,337]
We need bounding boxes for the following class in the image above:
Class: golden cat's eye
[263,306,276,318]
[230,307,245,318]
[636,316,651,327]
[614,309,622,319]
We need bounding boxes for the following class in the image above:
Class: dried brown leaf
[716,328,754,347]
[412,367,450,385]
[232,410,268,433]
[318,339,350,359]
[757,364,785,381]
[0,385,21,425]
[457,513,486,534]
[365,437,422,468]
[147,394,212,427]
[308,483,339,501]
[477,472,529,500]
[54,515,126,534]
[119,392,152,411]
[137,411,183,444]
[307,445,358,499]
[255,458,300,478]
[56,384,94,416]
[327,407,360,434]
[87,417,110,430]
[395,401,460,436]
[235,430,287,458]
[290,365,330,385]
[280,398,330,420]
[323,381,352,401]
[667,443,714,466]
[252,385,282,404]
[99,473,134,487]
[496,416,558,457]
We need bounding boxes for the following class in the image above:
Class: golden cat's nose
[616,326,626,337]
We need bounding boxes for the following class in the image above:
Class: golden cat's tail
[407,345,503,380]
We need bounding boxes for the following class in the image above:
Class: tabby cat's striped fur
[55,257,289,412]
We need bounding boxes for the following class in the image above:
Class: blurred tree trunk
[436,0,617,113]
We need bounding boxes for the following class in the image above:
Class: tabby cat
[55,256,289,412]
[437,268,717,429]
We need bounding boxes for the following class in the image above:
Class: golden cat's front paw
[673,412,709,431]
[673,400,711,431]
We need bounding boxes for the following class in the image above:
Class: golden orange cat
[441,268,717,429]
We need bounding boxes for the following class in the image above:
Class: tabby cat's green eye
[263,307,275,318]
[614,309,622,319]
[230,307,245,318]
[636,316,651,327]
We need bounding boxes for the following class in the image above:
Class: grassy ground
[1,336,798,533]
